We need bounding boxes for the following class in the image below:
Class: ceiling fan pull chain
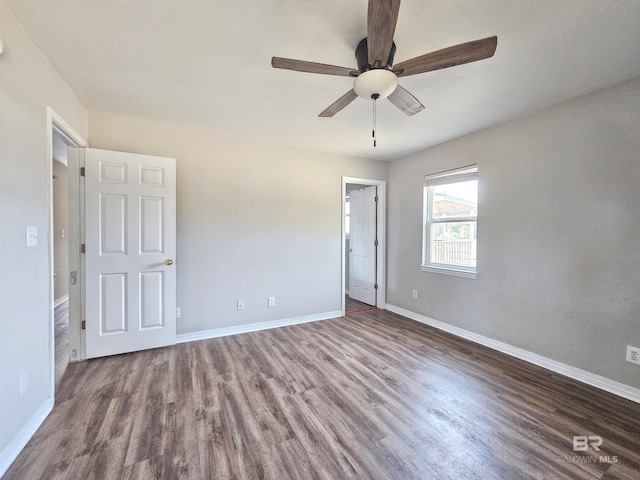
[372,96,378,147]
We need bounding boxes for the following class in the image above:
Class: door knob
[165,259,174,265]
[349,248,353,252]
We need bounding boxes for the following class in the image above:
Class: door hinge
[80,167,85,177]
[374,283,379,289]
[81,320,86,330]
[375,196,378,202]
[374,240,379,247]
[81,244,86,253]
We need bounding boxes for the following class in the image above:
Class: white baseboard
[54,294,69,308]
[177,310,343,344]
[0,397,54,478]
[385,304,640,404]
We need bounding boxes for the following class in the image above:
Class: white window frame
[422,165,478,279]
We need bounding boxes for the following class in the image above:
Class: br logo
[573,436,602,452]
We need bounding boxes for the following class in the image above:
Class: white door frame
[341,177,386,315]
[47,107,88,398]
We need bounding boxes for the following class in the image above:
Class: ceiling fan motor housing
[356,38,396,71]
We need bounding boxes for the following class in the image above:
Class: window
[422,165,478,278]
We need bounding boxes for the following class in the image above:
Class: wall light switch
[26,226,38,247]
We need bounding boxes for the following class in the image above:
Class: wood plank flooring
[4,309,640,479]
[54,299,69,389]
[345,295,375,314]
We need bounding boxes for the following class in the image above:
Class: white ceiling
[7,0,640,161]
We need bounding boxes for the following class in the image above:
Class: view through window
[423,165,478,277]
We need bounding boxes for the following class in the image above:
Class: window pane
[432,180,477,219]
[430,222,477,267]
[422,165,478,274]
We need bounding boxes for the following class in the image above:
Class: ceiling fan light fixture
[353,68,398,100]
[272,1,497,120]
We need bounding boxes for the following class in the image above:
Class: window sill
[420,265,477,279]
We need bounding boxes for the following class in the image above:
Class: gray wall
[387,78,640,388]
[88,113,388,334]
[0,1,88,466]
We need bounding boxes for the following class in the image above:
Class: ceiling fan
[271,0,497,119]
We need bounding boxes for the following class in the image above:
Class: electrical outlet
[268,297,276,308]
[626,346,640,365]
[412,289,418,299]
[237,300,245,311]
[176,307,181,319]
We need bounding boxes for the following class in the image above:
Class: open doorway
[342,177,386,316]
[345,183,377,314]
[52,132,69,387]
[47,107,88,399]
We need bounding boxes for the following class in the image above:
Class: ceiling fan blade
[394,36,498,77]
[387,85,424,116]
[319,90,358,117]
[367,0,401,67]
[272,57,359,77]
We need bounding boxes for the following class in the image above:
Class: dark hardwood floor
[4,309,640,479]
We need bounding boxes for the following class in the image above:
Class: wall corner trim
[176,310,343,344]
[0,398,54,478]
[385,304,640,405]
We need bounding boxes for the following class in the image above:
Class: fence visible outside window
[422,165,478,278]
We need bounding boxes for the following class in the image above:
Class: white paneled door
[84,148,176,359]
[349,186,377,306]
